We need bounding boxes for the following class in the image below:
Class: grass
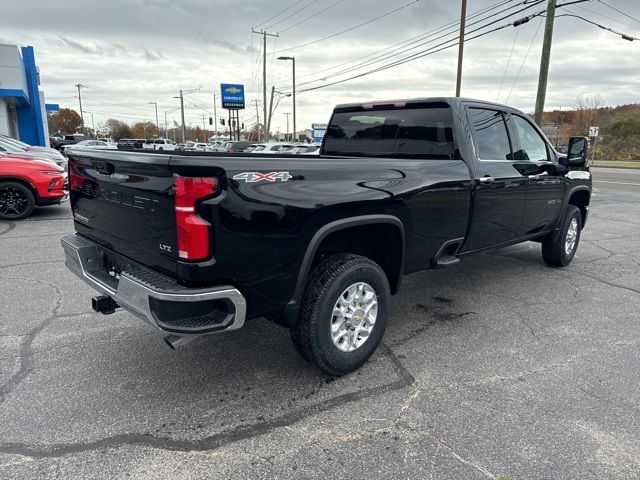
[590,160,640,169]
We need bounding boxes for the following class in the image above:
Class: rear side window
[324,105,455,158]
[468,108,512,161]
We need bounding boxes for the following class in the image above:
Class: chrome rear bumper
[61,234,246,334]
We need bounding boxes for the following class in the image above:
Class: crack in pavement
[0,260,64,270]
[0,222,16,235]
[0,344,415,459]
[0,278,64,406]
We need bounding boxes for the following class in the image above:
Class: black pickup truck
[61,98,591,375]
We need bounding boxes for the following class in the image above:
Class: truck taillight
[174,176,219,261]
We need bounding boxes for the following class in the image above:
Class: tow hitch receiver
[92,295,119,315]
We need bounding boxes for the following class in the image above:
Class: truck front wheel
[291,254,390,376]
[542,205,582,267]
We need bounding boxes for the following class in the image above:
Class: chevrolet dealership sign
[220,83,245,110]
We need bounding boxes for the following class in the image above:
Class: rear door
[68,150,178,276]
[464,106,527,252]
[508,114,566,235]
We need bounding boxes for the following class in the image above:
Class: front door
[508,114,566,235]
[464,107,528,252]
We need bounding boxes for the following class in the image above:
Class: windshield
[324,104,455,158]
[1,136,30,149]
[0,138,27,153]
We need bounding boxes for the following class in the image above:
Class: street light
[277,56,296,142]
[148,102,159,137]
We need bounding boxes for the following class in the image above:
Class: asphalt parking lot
[1,168,639,479]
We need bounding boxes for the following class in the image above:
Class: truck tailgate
[68,150,178,277]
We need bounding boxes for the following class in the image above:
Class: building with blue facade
[0,44,58,147]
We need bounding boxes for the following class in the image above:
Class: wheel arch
[0,176,39,200]
[567,187,590,228]
[279,215,405,327]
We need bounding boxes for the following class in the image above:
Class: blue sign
[311,123,327,143]
[220,83,245,110]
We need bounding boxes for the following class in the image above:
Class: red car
[0,153,68,220]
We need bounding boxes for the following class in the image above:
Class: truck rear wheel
[542,205,582,267]
[291,254,390,376]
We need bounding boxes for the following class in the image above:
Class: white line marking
[593,180,640,187]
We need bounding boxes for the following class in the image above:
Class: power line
[288,0,547,93]
[81,84,158,102]
[597,0,640,26]
[265,0,319,30]
[254,0,306,29]
[278,0,347,33]
[497,26,520,102]
[505,17,544,103]
[270,0,521,87]
[556,11,640,40]
[294,0,536,89]
[572,3,640,31]
[272,0,421,54]
[82,96,159,112]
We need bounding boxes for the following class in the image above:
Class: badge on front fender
[232,172,292,183]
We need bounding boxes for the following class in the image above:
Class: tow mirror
[562,136,588,167]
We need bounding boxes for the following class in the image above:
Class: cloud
[3,0,636,132]
[142,47,164,62]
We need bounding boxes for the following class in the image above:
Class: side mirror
[562,136,588,167]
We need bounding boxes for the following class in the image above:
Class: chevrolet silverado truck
[61,98,592,375]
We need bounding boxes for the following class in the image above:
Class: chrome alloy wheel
[565,217,578,255]
[330,282,378,353]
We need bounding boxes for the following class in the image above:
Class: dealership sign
[220,83,245,109]
[310,123,327,143]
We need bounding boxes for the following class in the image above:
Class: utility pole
[283,112,291,141]
[213,93,218,137]
[148,102,159,136]
[455,0,467,97]
[164,111,168,138]
[179,90,186,142]
[75,83,85,134]
[254,99,260,141]
[252,29,279,142]
[534,0,556,126]
[277,56,297,141]
[91,113,95,139]
[267,86,275,136]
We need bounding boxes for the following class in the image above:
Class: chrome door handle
[478,176,495,184]
[528,171,549,179]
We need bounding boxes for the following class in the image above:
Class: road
[592,166,640,195]
[0,170,638,479]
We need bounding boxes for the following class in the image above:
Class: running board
[432,237,464,269]
[434,254,460,269]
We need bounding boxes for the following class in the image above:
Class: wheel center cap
[351,309,365,327]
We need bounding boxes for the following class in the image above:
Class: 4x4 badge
[233,172,292,183]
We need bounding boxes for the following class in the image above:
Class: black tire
[291,254,390,376]
[542,205,582,267]
[0,182,35,220]
[158,147,164,151]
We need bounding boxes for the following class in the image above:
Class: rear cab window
[468,108,513,161]
[323,102,455,158]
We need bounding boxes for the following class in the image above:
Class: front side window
[469,108,512,161]
[511,115,549,162]
[324,104,455,158]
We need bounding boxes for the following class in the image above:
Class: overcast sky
[2,0,639,135]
